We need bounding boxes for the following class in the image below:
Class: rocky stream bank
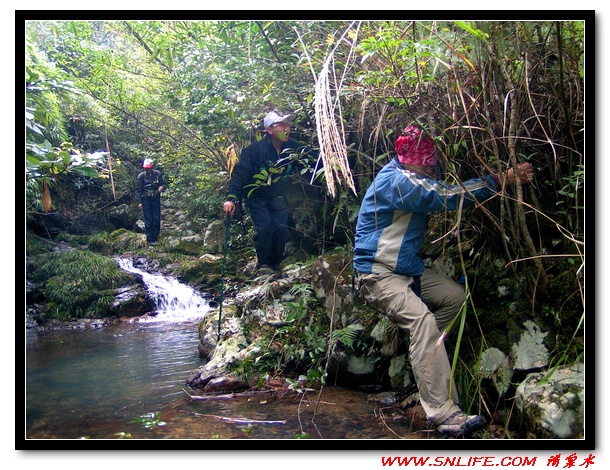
[26,203,585,441]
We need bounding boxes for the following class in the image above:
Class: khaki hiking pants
[359,268,464,424]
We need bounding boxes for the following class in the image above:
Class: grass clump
[30,249,136,320]
[87,229,147,255]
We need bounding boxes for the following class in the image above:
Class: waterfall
[116,257,212,322]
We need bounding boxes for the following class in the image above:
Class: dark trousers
[142,196,161,243]
[245,196,289,268]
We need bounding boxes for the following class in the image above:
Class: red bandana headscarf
[395,126,438,167]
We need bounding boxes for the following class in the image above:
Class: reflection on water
[25,320,206,439]
[25,321,423,441]
[25,257,424,442]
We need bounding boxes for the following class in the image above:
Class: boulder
[110,284,154,317]
[162,234,205,255]
[515,363,584,439]
[310,254,359,329]
[203,219,226,255]
[479,347,513,395]
[107,203,138,230]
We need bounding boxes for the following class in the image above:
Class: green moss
[88,229,147,255]
[26,234,52,256]
[223,289,332,385]
[175,258,224,287]
[31,249,137,320]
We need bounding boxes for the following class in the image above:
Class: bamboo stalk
[183,388,273,401]
[192,413,286,425]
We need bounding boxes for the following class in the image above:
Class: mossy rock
[30,249,138,319]
[175,257,227,288]
[88,229,147,255]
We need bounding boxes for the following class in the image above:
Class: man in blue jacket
[354,125,534,436]
[223,109,315,275]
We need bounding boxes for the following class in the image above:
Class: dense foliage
[29,250,136,320]
[25,19,586,362]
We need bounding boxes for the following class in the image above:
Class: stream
[25,258,423,444]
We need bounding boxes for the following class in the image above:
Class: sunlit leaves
[454,21,489,42]
[27,144,107,180]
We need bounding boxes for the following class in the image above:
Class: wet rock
[367,391,401,406]
[110,284,154,317]
[310,254,358,329]
[203,375,249,393]
[347,355,376,375]
[430,255,455,279]
[370,316,401,358]
[165,234,205,255]
[202,219,225,255]
[197,332,218,359]
[497,278,518,299]
[388,354,413,389]
[26,304,43,329]
[188,312,257,390]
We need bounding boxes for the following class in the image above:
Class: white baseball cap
[142,159,154,168]
[263,110,294,129]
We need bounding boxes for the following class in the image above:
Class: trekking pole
[218,213,231,342]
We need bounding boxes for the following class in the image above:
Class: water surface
[25,258,425,444]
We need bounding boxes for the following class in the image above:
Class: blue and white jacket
[353,157,499,276]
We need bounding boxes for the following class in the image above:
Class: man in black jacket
[223,109,313,274]
[136,158,165,246]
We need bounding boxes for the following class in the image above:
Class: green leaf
[454,21,489,42]
[71,166,99,178]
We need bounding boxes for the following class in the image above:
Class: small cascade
[116,257,211,322]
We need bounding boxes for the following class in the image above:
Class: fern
[332,326,360,351]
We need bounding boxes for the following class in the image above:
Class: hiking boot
[435,411,487,436]
[270,264,283,276]
[255,263,276,275]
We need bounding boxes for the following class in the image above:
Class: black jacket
[136,170,165,203]
[226,134,314,201]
